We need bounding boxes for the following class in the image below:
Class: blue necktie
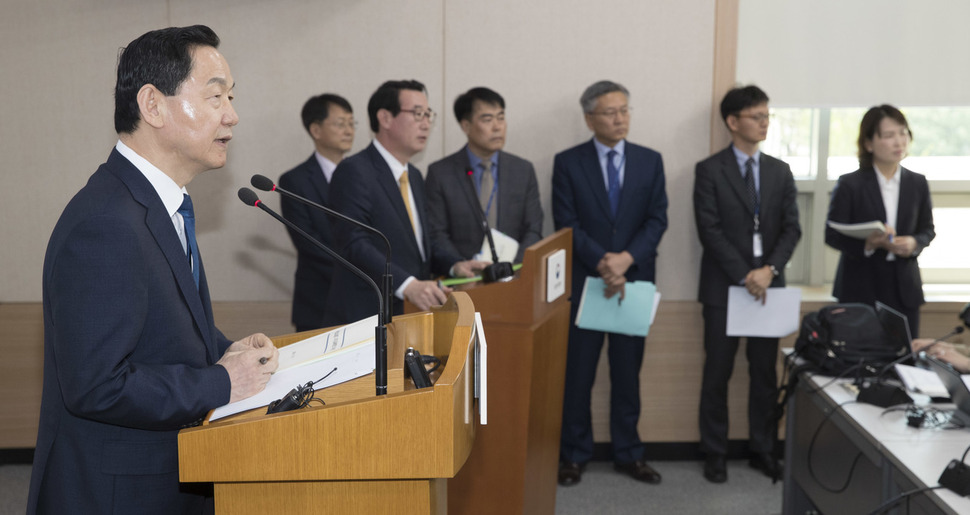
[178,194,200,289]
[607,150,621,216]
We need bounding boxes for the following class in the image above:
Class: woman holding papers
[825,105,935,337]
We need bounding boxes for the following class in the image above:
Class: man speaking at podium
[28,26,279,514]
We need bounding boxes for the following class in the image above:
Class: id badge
[753,231,764,258]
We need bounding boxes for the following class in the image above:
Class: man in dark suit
[553,81,668,486]
[324,80,486,325]
[279,94,356,331]
[426,87,543,264]
[693,85,801,483]
[28,26,279,514]
[825,104,934,337]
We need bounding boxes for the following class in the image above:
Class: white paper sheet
[475,228,519,263]
[895,363,949,398]
[726,286,801,337]
[210,316,379,421]
[474,312,487,425]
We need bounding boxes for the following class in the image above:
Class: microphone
[251,174,394,326]
[961,303,970,329]
[237,188,390,397]
[464,169,514,283]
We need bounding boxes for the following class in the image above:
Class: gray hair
[580,81,630,113]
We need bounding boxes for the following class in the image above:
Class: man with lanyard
[693,84,801,484]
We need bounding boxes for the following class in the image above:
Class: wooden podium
[446,229,572,515]
[178,293,480,515]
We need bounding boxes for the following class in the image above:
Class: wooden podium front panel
[447,229,572,515]
[214,478,446,515]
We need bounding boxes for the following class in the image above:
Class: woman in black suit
[825,105,935,337]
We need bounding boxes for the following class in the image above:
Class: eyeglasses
[590,106,632,119]
[324,119,358,130]
[400,108,436,123]
[738,113,772,124]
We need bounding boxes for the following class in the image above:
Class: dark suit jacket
[693,145,801,307]
[279,154,334,329]
[324,143,461,325]
[425,148,543,263]
[825,167,934,308]
[28,149,232,514]
[552,139,668,296]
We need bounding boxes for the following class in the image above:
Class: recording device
[251,174,394,327]
[266,367,338,414]
[237,187,390,396]
[463,169,514,283]
[939,459,970,496]
[404,347,432,389]
[266,383,313,414]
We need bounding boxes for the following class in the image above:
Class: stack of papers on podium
[210,315,379,421]
[575,277,659,337]
[826,220,887,240]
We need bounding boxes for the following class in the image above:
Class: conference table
[783,374,970,514]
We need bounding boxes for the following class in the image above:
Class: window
[762,106,970,287]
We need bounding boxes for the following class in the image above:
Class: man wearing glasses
[553,80,668,486]
[693,85,800,483]
[324,80,484,325]
[279,94,356,331]
[425,87,543,265]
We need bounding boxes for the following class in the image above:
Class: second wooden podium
[446,229,573,515]
[178,293,480,515]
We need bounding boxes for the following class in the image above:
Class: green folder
[575,277,657,337]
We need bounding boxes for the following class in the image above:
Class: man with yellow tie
[324,80,487,325]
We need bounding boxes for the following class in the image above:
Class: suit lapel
[862,169,888,223]
[368,145,422,257]
[616,145,642,218]
[455,151,482,220]
[896,168,915,230]
[108,150,217,361]
[722,147,754,216]
[578,141,614,220]
[495,151,511,227]
[304,154,329,205]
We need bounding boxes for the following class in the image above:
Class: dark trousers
[698,304,779,456]
[560,305,646,465]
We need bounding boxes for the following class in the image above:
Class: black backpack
[793,303,903,377]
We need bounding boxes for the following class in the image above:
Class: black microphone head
[251,174,275,192]
[956,326,966,334]
[238,187,260,207]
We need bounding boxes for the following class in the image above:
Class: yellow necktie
[399,170,416,232]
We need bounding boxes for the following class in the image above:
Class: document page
[726,286,801,338]
[210,315,379,421]
[826,220,888,240]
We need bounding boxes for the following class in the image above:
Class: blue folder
[575,277,657,337]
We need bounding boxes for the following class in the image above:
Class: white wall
[737,0,970,106]
[0,0,715,303]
